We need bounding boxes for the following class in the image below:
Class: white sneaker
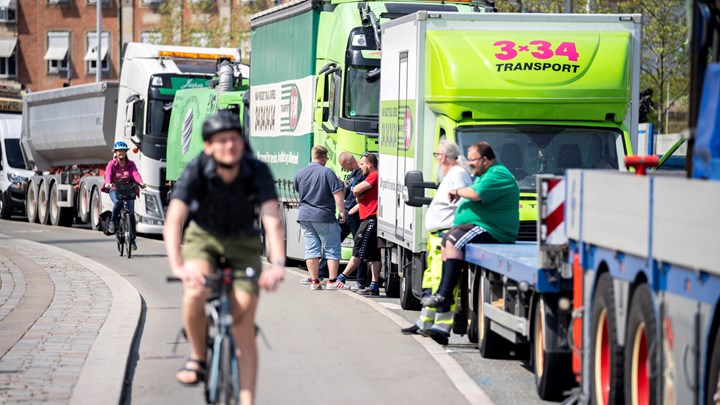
[310,281,322,291]
[326,280,351,290]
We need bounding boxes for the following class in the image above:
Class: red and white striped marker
[541,178,566,245]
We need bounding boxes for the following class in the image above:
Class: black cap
[202,109,242,141]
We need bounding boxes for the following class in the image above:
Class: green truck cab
[380,12,641,308]
[249,0,479,261]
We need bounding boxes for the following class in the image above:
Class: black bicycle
[113,182,137,258]
[168,258,259,405]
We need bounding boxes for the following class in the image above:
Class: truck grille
[518,220,537,241]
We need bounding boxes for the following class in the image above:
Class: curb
[9,239,142,405]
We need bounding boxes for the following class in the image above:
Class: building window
[0,50,16,78]
[0,0,17,23]
[85,31,109,74]
[44,32,69,74]
[140,31,162,44]
[0,37,16,78]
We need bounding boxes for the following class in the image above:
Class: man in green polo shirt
[421,142,519,337]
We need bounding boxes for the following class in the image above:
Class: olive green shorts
[182,222,263,295]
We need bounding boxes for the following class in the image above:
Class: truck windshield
[344,65,380,119]
[456,125,623,191]
[146,99,173,138]
[4,139,25,169]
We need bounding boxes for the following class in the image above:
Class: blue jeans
[318,213,367,285]
[110,189,136,239]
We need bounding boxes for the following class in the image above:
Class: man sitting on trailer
[421,142,519,337]
[400,140,472,345]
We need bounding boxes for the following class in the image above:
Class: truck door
[394,51,409,241]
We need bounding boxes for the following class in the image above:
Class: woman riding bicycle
[104,141,146,251]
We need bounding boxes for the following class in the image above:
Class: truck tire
[382,248,400,298]
[706,325,720,405]
[478,271,510,358]
[26,181,38,223]
[0,192,10,219]
[467,272,479,343]
[590,273,624,405]
[90,188,102,231]
[49,183,73,227]
[533,296,574,400]
[37,181,50,225]
[78,183,90,223]
[624,283,659,405]
[399,272,420,310]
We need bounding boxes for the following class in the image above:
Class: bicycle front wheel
[116,219,124,256]
[207,335,238,405]
[123,212,132,259]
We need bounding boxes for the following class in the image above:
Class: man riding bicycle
[104,141,145,251]
[163,110,286,405]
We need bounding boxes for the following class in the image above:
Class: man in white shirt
[401,140,471,345]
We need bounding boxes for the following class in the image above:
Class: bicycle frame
[207,267,240,403]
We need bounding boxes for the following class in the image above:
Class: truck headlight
[352,34,367,47]
[7,173,25,184]
[144,193,162,217]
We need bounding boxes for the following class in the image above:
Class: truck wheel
[624,283,659,405]
[26,181,38,223]
[49,183,73,227]
[78,183,90,223]
[0,192,10,219]
[590,273,624,405]
[90,188,102,231]
[706,325,720,405]
[478,271,509,358]
[382,248,400,298]
[533,296,573,400]
[37,181,50,225]
[399,272,421,310]
[467,273,479,343]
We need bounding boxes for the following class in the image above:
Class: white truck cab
[0,109,32,219]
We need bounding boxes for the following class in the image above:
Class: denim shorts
[299,221,342,261]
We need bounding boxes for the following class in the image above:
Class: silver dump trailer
[21,82,118,228]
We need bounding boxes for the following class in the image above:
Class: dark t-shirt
[294,162,343,223]
[343,168,364,212]
[358,171,379,220]
[170,153,277,237]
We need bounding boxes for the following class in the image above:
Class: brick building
[11,0,255,93]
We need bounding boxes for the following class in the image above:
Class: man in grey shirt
[294,145,347,290]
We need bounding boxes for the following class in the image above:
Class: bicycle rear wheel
[123,212,132,258]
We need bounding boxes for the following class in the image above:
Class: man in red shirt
[336,152,381,295]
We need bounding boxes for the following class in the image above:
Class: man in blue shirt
[294,145,347,290]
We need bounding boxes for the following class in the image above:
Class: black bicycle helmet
[202,109,242,141]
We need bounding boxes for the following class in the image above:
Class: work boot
[424,329,449,346]
[401,324,420,335]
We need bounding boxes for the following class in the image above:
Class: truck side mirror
[404,170,436,207]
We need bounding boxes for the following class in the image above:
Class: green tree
[496,0,689,133]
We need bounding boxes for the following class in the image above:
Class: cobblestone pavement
[0,234,140,404]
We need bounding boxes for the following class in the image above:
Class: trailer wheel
[37,181,50,225]
[78,183,90,223]
[90,188,102,231]
[624,283,658,405]
[707,324,720,405]
[467,272,479,343]
[49,183,73,227]
[532,296,573,400]
[399,272,421,310]
[590,273,624,405]
[26,181,38,223]
[478,271,509,358]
